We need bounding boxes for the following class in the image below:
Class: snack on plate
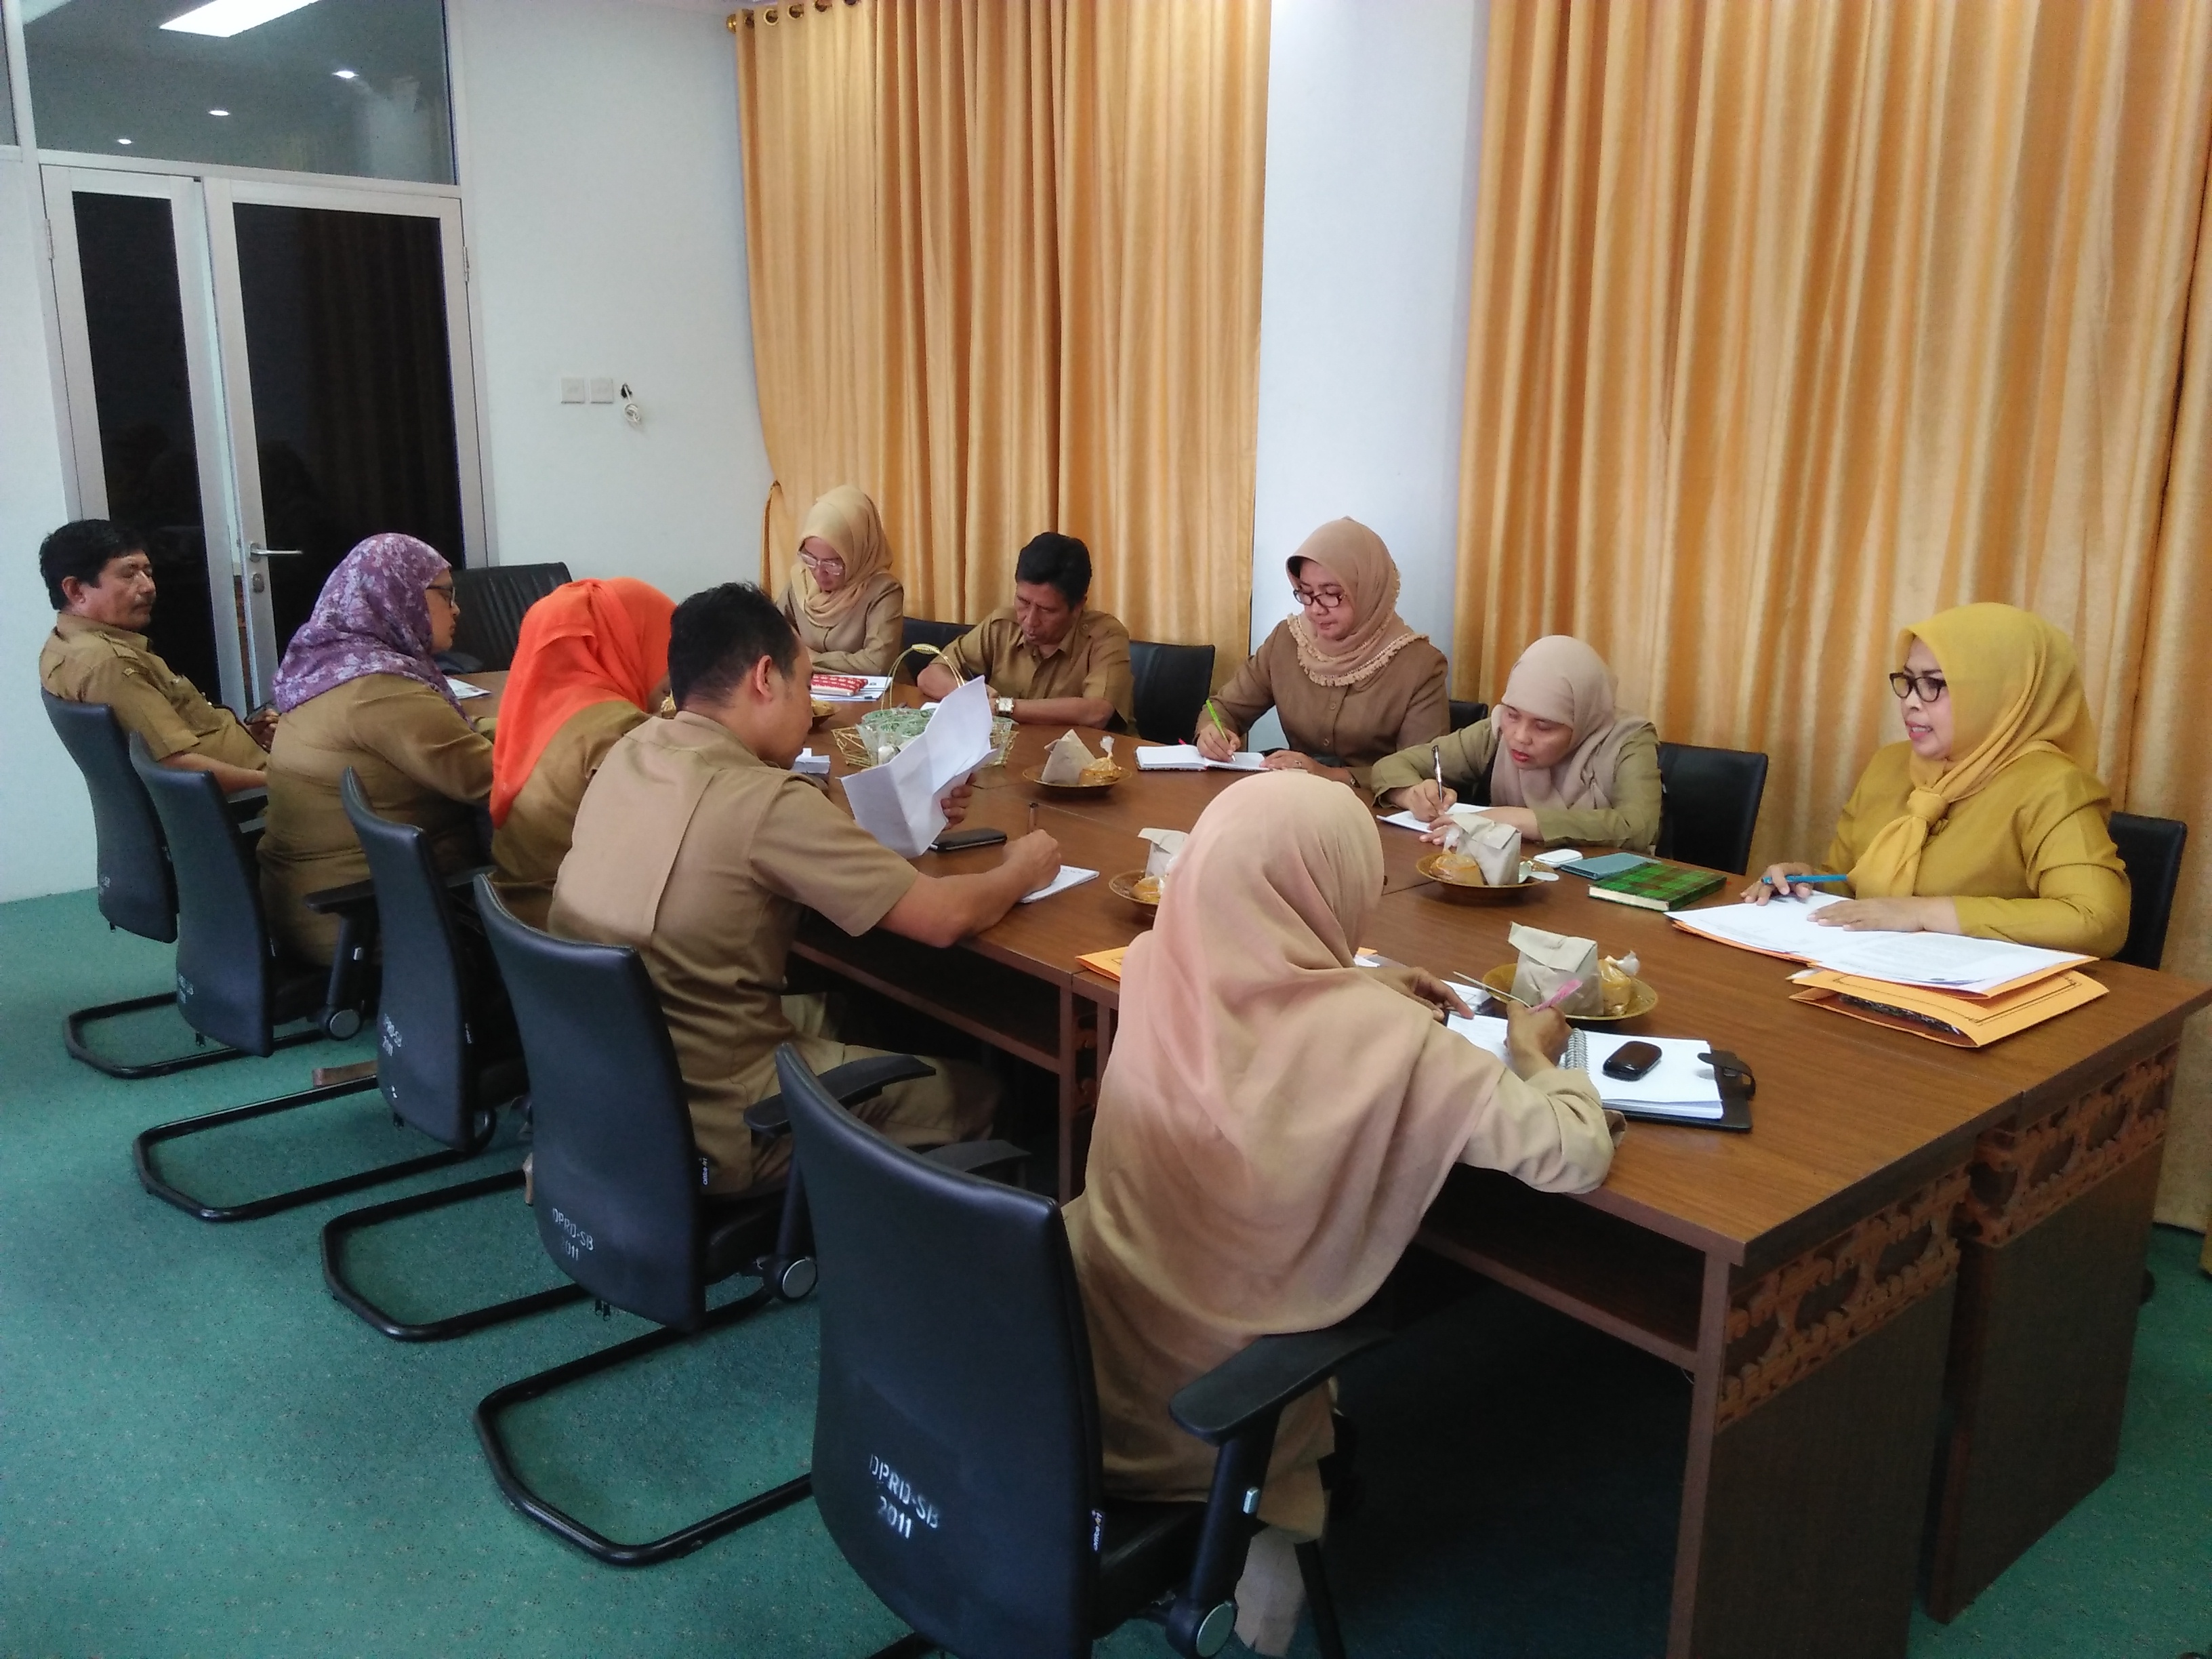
[1080,756,1122,785]
[1433,851,1491,885]
[1132,874,1164,905]
[811,699,834,720]
[1597,956,1634,1016]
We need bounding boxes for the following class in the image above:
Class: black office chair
[317,773,580,1340]
[1447,699,1488,733]
[127,739,470,1223]
[1129,641,1216,744]
[777,1044,1384,1659]
[470,876,947,1566]
[2108,812,2188,971]
[446,562,572,672]
[1655,742,1770,874]
[901,617,970,654]
[41,691,289,1078]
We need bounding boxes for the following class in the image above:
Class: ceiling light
[333,68,357,80]
[161,0,321,39]
[209,108,230,117]
[117,138,133,145]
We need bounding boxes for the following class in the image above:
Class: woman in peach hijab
[777,485,904,674]
[1063,771,1615,1654]
[1196,518,1450,795]
[489,577,675,928]
[1746,602,2129,956]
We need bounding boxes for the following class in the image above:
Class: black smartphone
[1602,1041,1663,1081]
[932,825,1008,853]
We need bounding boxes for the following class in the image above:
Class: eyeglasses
[1292,584,1349,611]
[1888,670,1946,701]
[797,550,846,574]
[425,582,457,605]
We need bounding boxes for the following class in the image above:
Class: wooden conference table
[468,675,2207,1658]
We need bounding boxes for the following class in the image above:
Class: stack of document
[1444,1012,1725,1120]
[1670,895,2090,994]
[1136,745,1266,772]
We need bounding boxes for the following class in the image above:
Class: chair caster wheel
[777,1257,818,1301]
[323,1008,363,1040]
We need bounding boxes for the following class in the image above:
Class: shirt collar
[55,613,148,649]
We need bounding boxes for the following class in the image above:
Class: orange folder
[1788,967,2106,1047]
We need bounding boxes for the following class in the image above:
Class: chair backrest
[1128,640,1216,744]
[1448,699,1488,733]
[42,691,178,943]
[450,562,572,671]
[778,1045,1104,1659]
[128,735,279,1054]
[900,617,970,654]
[2108,811,2188,971]
[343,771,492,1148]
[474,876,707,1328]
[1656,741,1770,874]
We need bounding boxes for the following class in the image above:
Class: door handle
[247,543,304,559]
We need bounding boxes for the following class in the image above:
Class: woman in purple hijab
[258,534,495,962]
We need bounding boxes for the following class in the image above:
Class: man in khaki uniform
[39,519,269,794]
[552,582,1063,1195]
[918,531,1135,729]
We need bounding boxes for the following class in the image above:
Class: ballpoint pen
[1433,742,1445,806]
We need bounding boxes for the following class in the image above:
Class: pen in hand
[1763,872,1850,901]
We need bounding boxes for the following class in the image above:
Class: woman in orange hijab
[489,577,676,928]
[1745,602,2129,956]
[1063,771,1615,1654]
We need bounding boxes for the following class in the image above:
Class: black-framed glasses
[425,581,457,604]
[1888,670,1946,701]
[1291,584,1348,611]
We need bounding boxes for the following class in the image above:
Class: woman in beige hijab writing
[1374,634,1662,852]
[775,485,904,674]
[1063,771,1616,1654]
[1195,518,1450,794]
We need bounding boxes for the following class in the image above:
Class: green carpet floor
[2,887,2205,1658]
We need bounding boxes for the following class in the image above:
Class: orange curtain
[1454,0,2212,1228]
[733,0,1268,666]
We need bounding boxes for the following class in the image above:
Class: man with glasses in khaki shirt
[38,518,270,794]
[916,531,1135,730]
[552,582,1062,1196]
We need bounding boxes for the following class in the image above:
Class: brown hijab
[1284,518,1425,687]
[792,485,892,630]
[1064,771,1511,1530]
[1488,635,1654,811]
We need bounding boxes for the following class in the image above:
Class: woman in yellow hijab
[775,485,905,674]
[1745,602,2129,956]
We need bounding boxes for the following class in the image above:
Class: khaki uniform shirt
[258,674,493,962]
[778,572,905,675]
[40,613,268,770]
[1370,718,1664,853]
[550,714,920,1191]
[1212,620,1450,795]
[938,605,1136,728]
[489,699,649,930]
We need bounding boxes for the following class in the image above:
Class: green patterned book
[1587,862,1727,912]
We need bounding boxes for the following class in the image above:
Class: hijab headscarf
[272,533,459,716]
[489,577,675,826]
[1284,519,1425,688]
[1066,771,1504,1523]
[791,485,892,631]
[1849,602,2100,897]
[1488,635,1655,811]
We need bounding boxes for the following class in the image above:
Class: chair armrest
[303,878,379,915]
[225,785,268,815]
[923,1138,1029,1180]
[743,1053,938,1136]
[1169,1319,1390,1448]
[444,863,496,893]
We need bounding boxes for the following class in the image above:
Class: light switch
[588,376,617,405]
[559,375,586,404]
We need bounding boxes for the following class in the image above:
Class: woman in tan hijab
[1195,518,1450,795]
[776,485,904,674]
[1063,771,1616,1654]
[1746,602,2128,955]
[1372,634,1662,851]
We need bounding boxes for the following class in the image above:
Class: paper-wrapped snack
[1040,729,1098,784]
[1507,922,1604,1017]
[1139,827,1188,880]
[1441,813,1522,885]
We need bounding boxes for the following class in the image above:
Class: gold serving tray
[1415,851,1543,901]
[1021,762,1128,793]
[1475,963,1659,1023]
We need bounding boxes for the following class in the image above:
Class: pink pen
[1532,978,1584,1013]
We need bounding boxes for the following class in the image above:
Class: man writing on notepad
[551,581,1061,1195]
[916,532,1135,730]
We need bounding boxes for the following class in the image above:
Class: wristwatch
[996,696,1014,715]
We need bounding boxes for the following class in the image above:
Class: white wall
[451,0,774,600]
[0,150,96,901]
[1249,0,1488,677]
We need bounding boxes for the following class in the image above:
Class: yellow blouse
[1823,742,2129,957]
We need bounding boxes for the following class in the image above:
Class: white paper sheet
[842,677,996,857]
[1019,865,1099,904]
[1667,893,1854,958]
[1136,744,1266,772]
[1443,1014,1723,1118]
[1376,809,1433,832]
[1671,895,2085,993]
[447,677,490,699]
[809,674,892,703]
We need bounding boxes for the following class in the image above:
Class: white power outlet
[588,376,617,404]
[558,375,586,404]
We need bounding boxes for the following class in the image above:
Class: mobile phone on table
[932,826,1008,853]
[1601,1041,1663,1081]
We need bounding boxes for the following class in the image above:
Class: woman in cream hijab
[1746,602,2129,956]
[776,485,904,674]
[1063,771,1615,1654]
[1372,634,1662,851]
[1195,518,1450,794]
